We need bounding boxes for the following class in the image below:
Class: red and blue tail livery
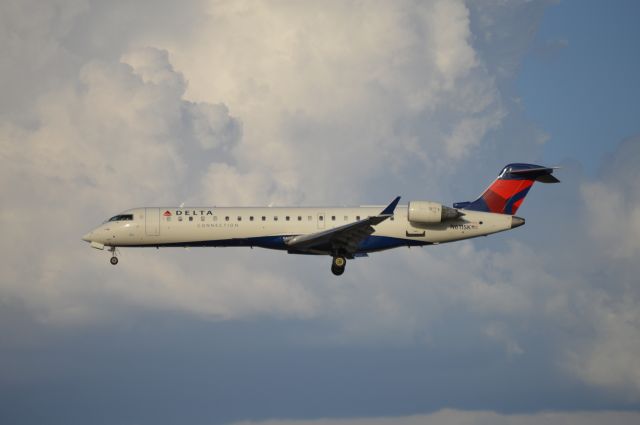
[454,163,559,215]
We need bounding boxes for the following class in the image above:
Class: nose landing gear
[109,246,119,265]
[331,256,346,276]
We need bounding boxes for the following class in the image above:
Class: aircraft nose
[82,231,92,242]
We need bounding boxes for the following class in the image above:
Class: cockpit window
[108,214,134,222]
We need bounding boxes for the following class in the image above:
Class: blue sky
[518,0,640,172]
[1,1,640,425]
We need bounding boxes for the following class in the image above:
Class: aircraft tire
[331,256,346,276]
[110,256,119,265]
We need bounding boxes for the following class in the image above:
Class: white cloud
[0,0,514,327]
[0,0,88,117]
[158,0,505,201]
[3,0,640,410]
[0,44,255,324]
[200,163,280,206]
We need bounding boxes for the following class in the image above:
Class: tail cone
[511,216,525,229]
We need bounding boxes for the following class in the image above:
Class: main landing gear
[109,246,118,265]
[331,256,346,276]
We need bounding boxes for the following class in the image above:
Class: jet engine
[408,201,464,223]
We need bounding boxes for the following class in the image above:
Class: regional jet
[82,164,558,275]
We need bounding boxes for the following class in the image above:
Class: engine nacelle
[408,201,463,223]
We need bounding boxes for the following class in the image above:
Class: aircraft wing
[285,196,401,256]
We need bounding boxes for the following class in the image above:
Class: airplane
[82,163,559,275]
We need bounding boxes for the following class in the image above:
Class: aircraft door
[145,208,160,236]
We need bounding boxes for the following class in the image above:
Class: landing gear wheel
[109,246,118,265]
[331,256,346,276]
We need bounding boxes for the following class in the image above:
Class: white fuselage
[83,205,515,254]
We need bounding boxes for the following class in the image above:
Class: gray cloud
[1,0,640,424]
[567,136,640,395]
[184,102,242,150]
[230,409,640,425]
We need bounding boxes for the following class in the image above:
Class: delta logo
[163,210,172,217]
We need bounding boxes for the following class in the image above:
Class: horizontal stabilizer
[535,173,560,183]
[509,166,560,183]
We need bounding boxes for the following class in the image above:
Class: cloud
[2,1,640,421]
[0,43,254,324]
[229,409,640,425]
[0,0,516,326]
[565,137,640,396]
[184,102,242,150]
[162,0,506,201]
[581,136,640,259]
[0,0,89,117]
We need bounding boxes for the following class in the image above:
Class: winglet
[380,196,401,216]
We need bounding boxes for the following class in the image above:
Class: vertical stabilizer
[453,163,559,215]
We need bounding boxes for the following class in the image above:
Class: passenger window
[250,216,254,221]
[225,216,229,221]
[274,216,278,221]
[298,216,302,221]
[390,216,394,221]
[237,216,242,221]
[200,216,205,222]
[286,216,290,221]
[178,216,183,222]
[331,215,336,221]
[356,216,360,220]
[319,216,324,221]
[189,216,193,222]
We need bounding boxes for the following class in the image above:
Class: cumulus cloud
[1,0,518,326]
[2,1,640,421]
[0,42,251,323]
[0,0,88,117]
[162,0,506,201]
[0,0,598,346]
[565,137,640,396]
[184,102,242,150]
